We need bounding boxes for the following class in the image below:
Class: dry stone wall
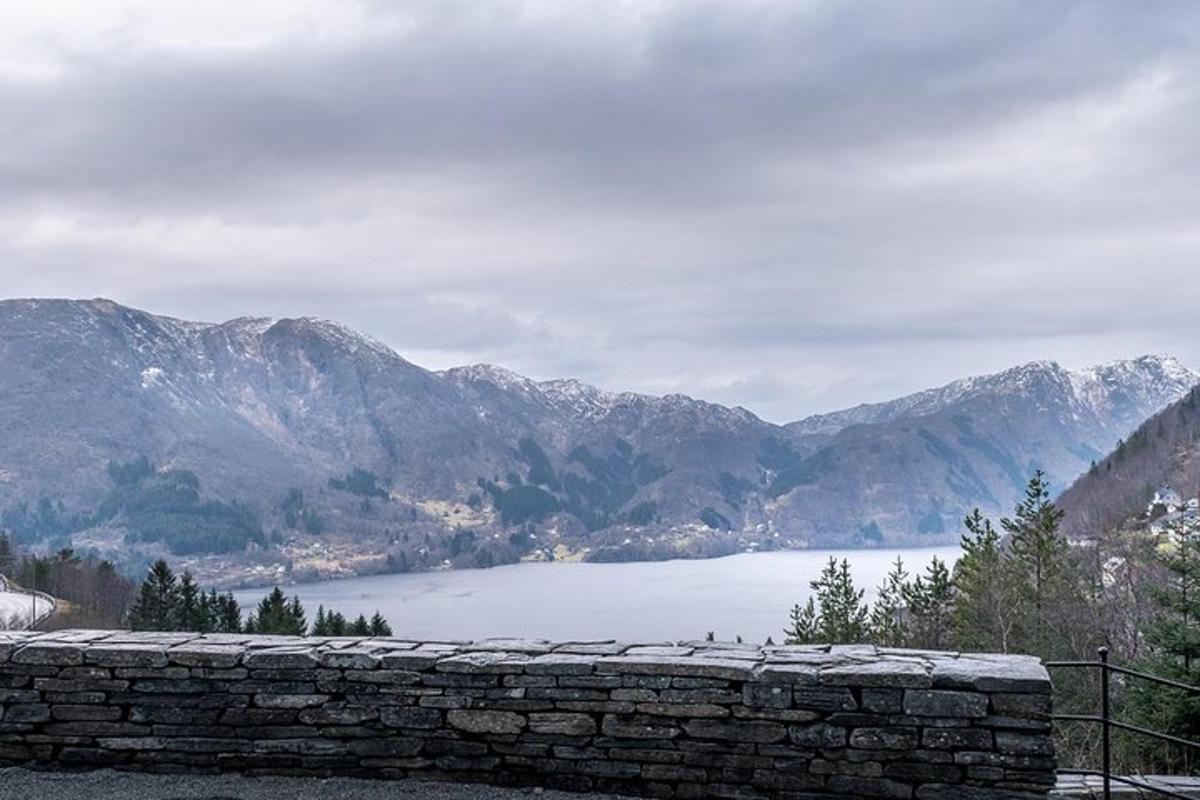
[0,631,1056,799]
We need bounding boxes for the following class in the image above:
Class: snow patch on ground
[0,591,38,628]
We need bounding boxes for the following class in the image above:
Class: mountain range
[0,298,1193,584]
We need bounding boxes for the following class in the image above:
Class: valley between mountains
[0,298,1193,588]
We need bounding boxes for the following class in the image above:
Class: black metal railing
[1046,647,1200,800]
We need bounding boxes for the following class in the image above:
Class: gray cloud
[3,0,1200,422]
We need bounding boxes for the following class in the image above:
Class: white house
[1152,485,1183,511]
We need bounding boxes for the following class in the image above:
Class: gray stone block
[242,648,319,670]
[167,644,244,668]
[850,727,919,750]
[446,709,527,734]
[821,659,932,688]
[601,714,682,739]
[12,643,85,666]
[787,722,847,748]
[931,656,1051,694]
[923,728,994,750]
[318,648,381,670]
[528,712,597,736]
[380,707,442,729]
[904,690,989,718]
[437,652,529,674]
[682,719,787,744]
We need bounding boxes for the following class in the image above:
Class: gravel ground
[0,768,632,800]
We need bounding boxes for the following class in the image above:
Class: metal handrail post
[1100,646,1111,800]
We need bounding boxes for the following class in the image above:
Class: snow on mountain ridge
[787,356,1198,437]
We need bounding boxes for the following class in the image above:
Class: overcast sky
[3,1,1199,422]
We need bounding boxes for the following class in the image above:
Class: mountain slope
[0,298,1191,583]
[770,358,1199,543]
[1057,386,1200,539]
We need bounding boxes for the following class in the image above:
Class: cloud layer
[3,0,1200,421]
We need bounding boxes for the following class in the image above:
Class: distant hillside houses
[1146,484,1200,535]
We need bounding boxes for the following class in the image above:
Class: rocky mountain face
[0,298,1192,582]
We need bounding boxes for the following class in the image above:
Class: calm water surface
[235,546,960,644]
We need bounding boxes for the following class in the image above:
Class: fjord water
[237,546,960,643]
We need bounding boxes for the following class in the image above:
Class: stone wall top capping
[0,631,1052,692]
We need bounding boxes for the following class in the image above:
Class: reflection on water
[234,546,961,644]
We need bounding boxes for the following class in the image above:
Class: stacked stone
[0,631,1055,800]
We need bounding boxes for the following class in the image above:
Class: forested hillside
[1058,386,1200,539]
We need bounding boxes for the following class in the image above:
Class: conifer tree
[128,560,180,631]
[815,558,869,644]
[244,587,306,635]
[287,596,307,634]
[1128,527,1200,773]
[953,509,1018,652]
[350,614,371,636]
[903,556,954,650]
[311,605,330,636]
[175,571,203,631]
[369,612,392,636]
[217,592,242,633]
[784,598,818,645]
[785,558,870,645]
[197,589,212,632]
[870,556,909,647]
[1002,470,1081,656]
[0,533,15,577]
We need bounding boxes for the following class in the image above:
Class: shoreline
[222,539,963,593]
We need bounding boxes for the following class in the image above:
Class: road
[0,768,632,800]
[0,574,56,629]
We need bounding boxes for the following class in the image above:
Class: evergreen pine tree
[350,614,371,636]
[1128,527,1200,773]
[784,598,819,644]
[197,590,212,633]
[952,509,1018,652]
[0,533,16,577]
[175,571,202,631]
[200,589,221,632]
[247,588,306,635]
[814,558,869,644]
[369,612,392,636]
[312,605,330,636]
[127,560,180,631]
[287,596,307,635]
[328,611,348,636]
[1001,471,1081,657]
[218,593,242,633]
[904,556,954,650]
[870,556,909,647]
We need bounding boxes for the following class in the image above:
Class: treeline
[127,559,392,637]
[784,470,1199,775]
